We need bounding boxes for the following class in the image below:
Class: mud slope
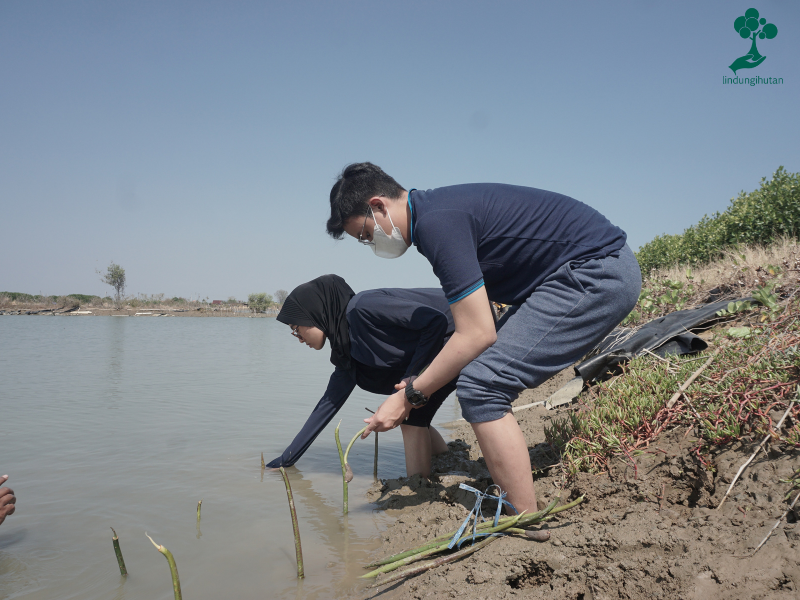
[357,375,800,600]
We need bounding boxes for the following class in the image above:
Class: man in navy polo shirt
[326,162,641,512]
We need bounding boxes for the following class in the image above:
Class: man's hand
[362,389,411,439]
[0,475,16,526]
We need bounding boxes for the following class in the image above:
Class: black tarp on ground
[575,297,754,382]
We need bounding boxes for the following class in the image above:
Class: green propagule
[335,420,369,515]
[146,533,183,600]
[110,527,127,576]
[279,466,305,579]
[362,495,585,587]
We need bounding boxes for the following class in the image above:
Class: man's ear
[368,196,387,216]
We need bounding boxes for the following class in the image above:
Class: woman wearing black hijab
[267,275,456,477]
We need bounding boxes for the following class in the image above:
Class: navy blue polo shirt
[409,184,627,305]
[266,288,453,468]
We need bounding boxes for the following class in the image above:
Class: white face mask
[369,207,408,259]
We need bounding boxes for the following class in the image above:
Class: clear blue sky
[1,1,798,300]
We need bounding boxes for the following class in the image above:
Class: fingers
[0,475,7,486]
[0,502,14,525]
[0,489,16,523]
[394,376,417,391]
[360,423,375,439]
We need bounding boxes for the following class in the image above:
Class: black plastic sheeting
[575,297,754,383]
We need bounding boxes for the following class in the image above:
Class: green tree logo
[729,8,778,75]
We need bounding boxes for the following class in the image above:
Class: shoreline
[0,306,277,318]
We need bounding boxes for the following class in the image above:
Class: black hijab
[276,275,356,370]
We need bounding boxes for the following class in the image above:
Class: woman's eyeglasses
[290,325,304,341]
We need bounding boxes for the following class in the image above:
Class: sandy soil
[356,370,800,600]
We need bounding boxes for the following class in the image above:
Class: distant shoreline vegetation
[1,291,286,315]
[636,167,799,274]
[722,75,783,85]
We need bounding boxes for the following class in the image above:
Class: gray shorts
[457,244,642,423]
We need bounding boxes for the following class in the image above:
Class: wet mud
[355,371,800,600]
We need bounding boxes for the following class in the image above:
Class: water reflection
[105,315,126,409]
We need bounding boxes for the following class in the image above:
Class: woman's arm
[361,287,496,438]
[266,368,357,468]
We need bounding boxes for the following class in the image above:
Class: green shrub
[1,292,44,303]
[67,294,99,304]
[248,292,273,313]
[637,167,800,274]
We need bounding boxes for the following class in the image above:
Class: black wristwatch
[405,382,429,407]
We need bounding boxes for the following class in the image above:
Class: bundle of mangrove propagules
[335,421,367,514]
[362,495,584,586]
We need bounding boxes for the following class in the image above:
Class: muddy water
[0,316,460,599]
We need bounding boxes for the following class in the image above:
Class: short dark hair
[326,162,405,239]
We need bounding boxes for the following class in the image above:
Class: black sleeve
[355,294,450,380]
[266,367,357,468]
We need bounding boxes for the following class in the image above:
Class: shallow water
[0,316,460,599]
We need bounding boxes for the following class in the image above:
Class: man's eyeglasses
[358,207,375,246]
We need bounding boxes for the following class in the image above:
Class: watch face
[406,387,428,406]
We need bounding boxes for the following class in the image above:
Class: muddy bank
[355,370,800,599]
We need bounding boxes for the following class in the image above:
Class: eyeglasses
[358,209,374,245]
[290,325,304,341]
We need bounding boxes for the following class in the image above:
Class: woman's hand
[393,375,417,391]
[361,389,411,438]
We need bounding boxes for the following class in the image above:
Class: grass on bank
[622,237,799,327]
[545,240,800,477]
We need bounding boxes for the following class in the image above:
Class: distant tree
[227,296,238,304]
[248,292,273,313]
[97,262,126,306]
[275,289,289,306]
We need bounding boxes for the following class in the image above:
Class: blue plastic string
[447,484,518,549]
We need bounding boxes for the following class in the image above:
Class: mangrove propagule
[110,527,127,576]
[146,533,182,600]
[335,421,367,514]
[365,495,583,570]
[278,466,304,579]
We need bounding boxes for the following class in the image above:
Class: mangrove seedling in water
[146,533,183,600]
[279,466,304,579]
[110,527,127,576]
[365,407,379,479]
[335,421,367,514]
[196,499,202,522]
